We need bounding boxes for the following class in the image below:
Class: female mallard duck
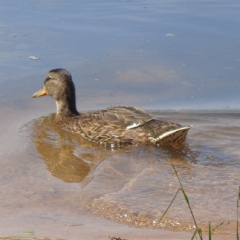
[32,68,191,147]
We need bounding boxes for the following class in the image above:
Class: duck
[32,68,191,147]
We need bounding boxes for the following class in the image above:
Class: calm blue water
[0,0,240,109]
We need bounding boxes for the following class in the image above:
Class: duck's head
[32,68,79,116]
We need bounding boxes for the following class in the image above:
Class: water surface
[22,111,240,237]
[0,1,239,239]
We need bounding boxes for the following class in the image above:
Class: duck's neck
[56,98,79,117]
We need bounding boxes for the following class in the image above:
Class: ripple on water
[22,112,240,235]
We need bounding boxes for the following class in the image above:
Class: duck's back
[56,106,190,146]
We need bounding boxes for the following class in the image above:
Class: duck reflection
[32,114,110,183]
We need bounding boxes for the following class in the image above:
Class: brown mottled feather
[56,106,190,146]
[32,69,191,147]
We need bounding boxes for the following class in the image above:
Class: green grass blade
[169,158,203,240]
[212,221,224,232]
[182,189,189,205]
[154,188,182,229]
[198,228,203,239]
[237,186,240,240]
[191,228,199,240]
[208,222,212,240]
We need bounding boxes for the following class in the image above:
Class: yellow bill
[32,86,48,98]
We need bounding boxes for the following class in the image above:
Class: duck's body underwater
[32,68,191,147]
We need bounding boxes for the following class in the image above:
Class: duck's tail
[149,125,192,146]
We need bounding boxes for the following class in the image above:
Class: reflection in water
[23,112,240,236]
[29,114,110,183]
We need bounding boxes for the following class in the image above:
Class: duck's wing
[104,106,153,128]
[70,106,153,144]
[84,106,153,129]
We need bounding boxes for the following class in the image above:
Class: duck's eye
[45,75,52,82]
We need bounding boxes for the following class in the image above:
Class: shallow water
[0,0,240,239]
[20,110,240,236]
